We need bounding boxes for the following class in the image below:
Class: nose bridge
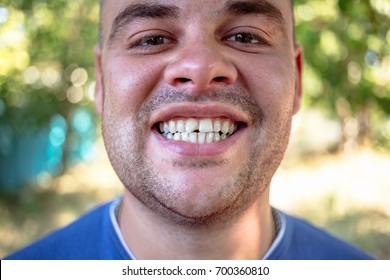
[182,43,222,77]
[164,35,237,91]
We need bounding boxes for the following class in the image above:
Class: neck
[118,189,274,260]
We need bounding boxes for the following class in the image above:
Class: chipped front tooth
[213,120,221,133]
[206,132,214,143]
[169,120,177,133]
[177,120,185,132]
[199,119,213,133]
[173,133,181,141]
[186,118,198,133]
[189,132,197,143]
[214,133,221,142]
[198,132,206,144]
[181,132,189,142]
[221,121,230,134]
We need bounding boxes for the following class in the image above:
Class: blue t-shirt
[4,199,374,260]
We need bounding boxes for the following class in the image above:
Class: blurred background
[0,0,389,259]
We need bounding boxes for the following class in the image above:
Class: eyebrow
[223,0,285,25]
[107,0,285,44]
[108,3,180,43]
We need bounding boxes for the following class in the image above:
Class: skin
[96,0,302,259]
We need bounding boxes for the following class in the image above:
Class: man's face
[96,0,302,225]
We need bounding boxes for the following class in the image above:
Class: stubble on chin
[102,86,293,228]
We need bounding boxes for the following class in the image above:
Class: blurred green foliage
[0,0,99,133]
[294,0,390,150]
[0,0,389,148]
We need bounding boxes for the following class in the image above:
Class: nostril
[214,76,226,82]
[176,77,191,83]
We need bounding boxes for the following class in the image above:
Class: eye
[130,35,173,48]
[225,32,270,46]
[127,31,176,54]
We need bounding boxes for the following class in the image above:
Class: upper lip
[149,103,251,127]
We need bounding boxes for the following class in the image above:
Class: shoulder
[4,200,127,260]
[268,211,375,260]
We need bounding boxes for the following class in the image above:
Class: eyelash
[127,31,271,52]
[128,35,175,49]
[225,32,271,47]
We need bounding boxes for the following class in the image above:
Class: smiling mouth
[156,118,245,144]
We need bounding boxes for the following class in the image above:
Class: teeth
[189,132,197,143]
[181,132,189,142]
[169,120,176,133]
[173,133,181,141]
[228,123,235,135]
[213,120,221,132]
[221,121,229,135]
[206,132,214,143]
[199,119,213,133]
[186,118,198,133]
[159,122,164,133]
[158,118,240,144]
[177,120,185,132]
[198,132,206,144]
[163,122,170,134]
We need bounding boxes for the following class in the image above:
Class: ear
[95,45,104,115]
[293,45,303,115]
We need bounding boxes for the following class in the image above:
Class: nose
[164,41,238,93]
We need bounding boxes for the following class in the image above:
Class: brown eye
[141,36,166,46]
[226,32,270,47]
[233,33,255,43]
[130,35,173,48]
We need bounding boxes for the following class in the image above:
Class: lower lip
[151,127,245,157]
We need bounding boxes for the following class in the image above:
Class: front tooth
[206,132,214,143]
[221,121,230,134]
[213,120,221,132]
[198,132,206,144]
[189,132,197,143]
[214,133,221,142]
[177,120,185,132]
[221,134,227,140]
[173,133,181,141]
[167,133,174,140]
[186,118,199,133]
[199,119,213,133]
[181,132,189,142]
[169,120,177,133]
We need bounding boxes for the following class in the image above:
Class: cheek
[103,56,165,117]
[241,54,296,116]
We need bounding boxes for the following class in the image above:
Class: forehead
[100,0,294,41]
